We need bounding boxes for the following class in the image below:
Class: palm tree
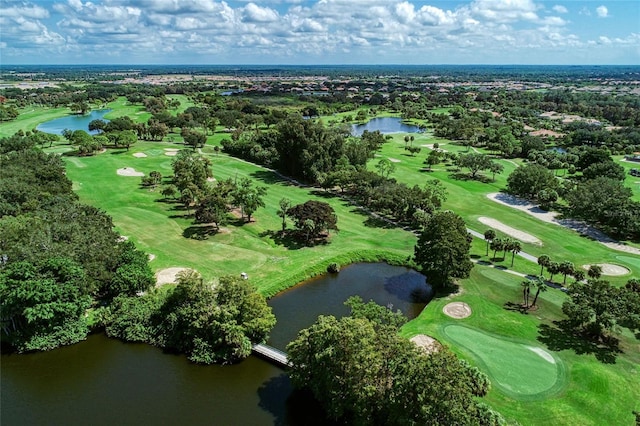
[530,276,548,308]
[484,229,496,256]
[573,269,586,283]
[547,261,561,282]
[509,240,522,267]
[521,279,532,307]
[490,238,505,261]
[560,261,575,285]
[537,255,550,276]
[587,264,602,280]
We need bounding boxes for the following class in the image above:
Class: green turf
[442,324,564,399]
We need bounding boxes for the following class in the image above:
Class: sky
[0,0,638,65]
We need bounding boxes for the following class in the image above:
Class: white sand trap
[117,235,129,242]
[133,152,147,158]
[411,334,442,354]
[388,158,401,163]
[207,177,216,182]
[443,302,472,319]
[164,151,178,156]
[148,254,156,261]
[164,148,179,151]
[582,263,630,276]
[156,267,189,286]
[422,144,448,152]
[527,346,556,364]
[117,167,144,177]
[487,193,640,256]
[478,217,542,245]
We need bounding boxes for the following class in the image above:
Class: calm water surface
[351,117,421,136]
[36,109,111,135]
[1,263,431,425]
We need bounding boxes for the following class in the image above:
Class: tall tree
[414,211,473,289]
[537,254,551,276]
[287,200,338,243]
[483,229,496,256]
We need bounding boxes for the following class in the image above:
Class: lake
[36,109,111,135]
[351,117,421,136]
[1,263,431,425]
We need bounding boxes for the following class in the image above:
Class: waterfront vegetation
[2,68,640,425]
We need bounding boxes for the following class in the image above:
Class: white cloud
[596,5,608,18]
[552,5,567,14]
[0,3,49,19]
[242,3,279,22]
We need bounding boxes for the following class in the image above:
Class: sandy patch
[527,346,556,364]
[164,151,178,156]
[487,193,640,256]
[422,143,448,152]
[388,158,401,163]
[148,254,156,261]
[117,235,129,242]
[582,263,630,276]
[411,334,442,354]
[133,152,147,158]
[478,217,542,245]
[443,302,472,319]
[207,177,216,182]
[117,167,144,177]
[164,148,179,151]
[156,267,189,286]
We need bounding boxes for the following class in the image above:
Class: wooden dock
[252,343,290,368]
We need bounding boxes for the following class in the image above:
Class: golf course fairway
[442,324,566,399]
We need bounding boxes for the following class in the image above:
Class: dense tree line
[287,297,503,425]
[0,136,155,351]
[104,270,275,364]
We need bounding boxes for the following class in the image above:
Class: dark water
[351,117,421,136]
[1,263,431,425]
[36,109,111,135]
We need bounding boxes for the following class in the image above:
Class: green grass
[62,142,415,297]
[401,266,640,426]
[442,324,565,399]
[0,106,70,137]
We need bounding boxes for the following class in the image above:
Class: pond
[351,117,421,136]
[36,109,111,135]
[1,263,431,425]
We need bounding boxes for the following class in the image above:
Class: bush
[327,263,340,273]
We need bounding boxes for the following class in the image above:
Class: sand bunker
[487,193,640,256]
[164,151,178,156]
[117,167,144,177]
[388,158,401,163]
[156,267,189,286]
[410,334,442,354]
[478,217,542,245]
[582,263,630,276]
[443,302,472,319]
[422,143,448,151]
[133,152,147,158]
[148,254,156,261]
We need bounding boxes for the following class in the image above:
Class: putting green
[442,325,565,399]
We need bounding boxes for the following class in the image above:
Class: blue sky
[1,0,638,65]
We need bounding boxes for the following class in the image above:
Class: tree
[231,178,267,223]
[457,153,492,179]
[287,200,338,243]
[489,162,504,182]
[194,193,228,230]
[508,239,522,267]
[375,158,395,178]
[562,279,621,338]
[506,163,558,199]
[277,197,291,232]
[161,184,178,200]
[182,129,206,151]
[530,275,548,308]
[490,237,506,261]
[483,229,496,256]
[587,264,603,280]
[414,211,473,289]
[521,278,532,307]
[113,130,137,151]
[560,261,575,286]
[0,258,92,352]
[286,298,501,425]
[171,150,213,193]
[537,254,551,276]
[425,150,442,171]
[547,261,561,282]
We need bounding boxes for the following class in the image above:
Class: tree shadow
[363,216,396,229]
[182,224,219,240]
[504,301,529,314]
[256,375,335,426]
[309,189,335,199]
[260,230,306,250]
[249,169,286,185]
[384,273,433,304]
[537,321,622,364]
[448,172,491,183]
